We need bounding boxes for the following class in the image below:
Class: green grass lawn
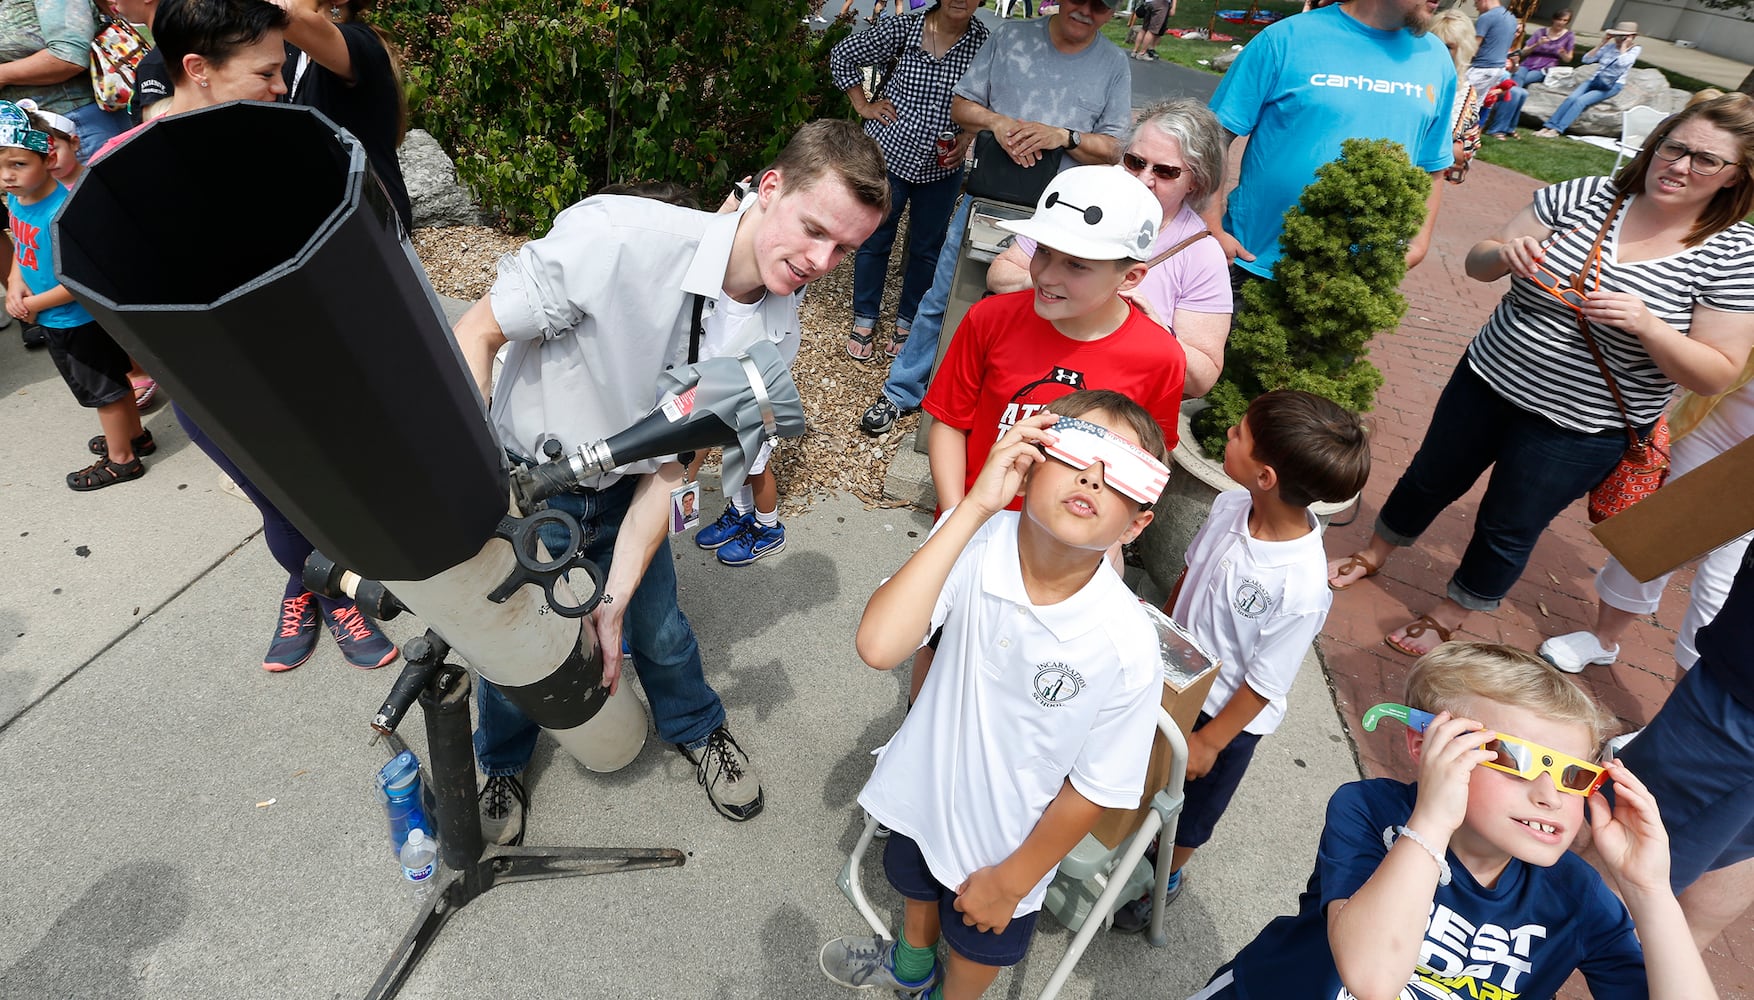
[1473,132,1622,183]
[1096,0,1299,70]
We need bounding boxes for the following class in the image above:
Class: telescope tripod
[366,640,684,1000]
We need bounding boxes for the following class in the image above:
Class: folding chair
[1613,105,1666,174]
[835,711,1189,1000]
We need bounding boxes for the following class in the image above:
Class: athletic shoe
[819,935,938,994]
[679,725,764,821]
[479,772,528,846]
[1110,870,1184,934]
[717,520,786,566]
[859,395,905,435]
[1538,631,1619,674]
[324,604,399,669]
[20,323,46,348]
[696,504,751,550]
[263,592,320,672]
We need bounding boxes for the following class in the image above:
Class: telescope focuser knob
[542,437,565,461]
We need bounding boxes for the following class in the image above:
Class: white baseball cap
[999,164,1161,262]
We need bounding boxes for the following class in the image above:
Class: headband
[16,99,75,140]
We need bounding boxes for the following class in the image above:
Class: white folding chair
[1613,105,1666,174]
[835,710,1189,1000]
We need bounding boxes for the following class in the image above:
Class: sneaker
[1538,631,1619,674]
[479,773,528,846]
[859,395,904,435]
[678,726,764,821]
[1143,50,1159,60]
[815,13,829,21]
[1110,871,1184,934]
[818,935,938,994]
[20,323,46,348]
[696,504,751,550]
[717,520,786,566]
[263,592,320,672]
[323,604,400,670]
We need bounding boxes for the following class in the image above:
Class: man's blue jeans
[880,195,972,411]
[1485,66,1547,134]
[474,478,725,775]
[853,169,964,335]
[64,102,130,165]
[1375,363,1634,611]
[1542,74,1624,135]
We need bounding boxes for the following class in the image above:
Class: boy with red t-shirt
[922,165,1186,516]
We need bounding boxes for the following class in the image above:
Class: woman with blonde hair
[1429,9,1482,183]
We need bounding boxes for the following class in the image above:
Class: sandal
[67,455,146,491]
[132,377,159,410]
[885,328,910,359]
[1385,614,1455,657]
[847,328,876,362]
[1328,550,1381,591]
[88,429,157,457]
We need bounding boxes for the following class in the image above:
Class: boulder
[1212,46,1241,72]
[397,129,487,229]
[1515,66,1691,136]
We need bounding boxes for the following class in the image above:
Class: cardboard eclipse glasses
[1362,703,1609,797]
[1039,417,1169,506]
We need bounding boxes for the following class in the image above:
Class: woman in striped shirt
[1329,94,1754,656]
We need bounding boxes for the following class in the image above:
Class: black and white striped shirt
[829,13,989,184]
[1467,176,1754,434]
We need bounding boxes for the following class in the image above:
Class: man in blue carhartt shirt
[1202,0,1455,285]
[1468,0,1517,94]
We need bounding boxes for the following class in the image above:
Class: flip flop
[847,328,876,362]
[132,377,159,410]
[885,329,910,359]
[1385,614,1454,657]
[1328,550,1381,591]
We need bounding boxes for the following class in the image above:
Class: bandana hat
[16,99,75,140]
[0,101,50,154]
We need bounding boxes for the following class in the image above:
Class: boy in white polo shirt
[1112,389,1371,932]
[819,389,1168,1000]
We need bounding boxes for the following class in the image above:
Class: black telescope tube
[53,102,506,582]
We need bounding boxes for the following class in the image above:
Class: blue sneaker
[263,592,320,673]
[695,504,750,550]
[818,935,938,994]
[717,520,786,566]
[323,604,399,670]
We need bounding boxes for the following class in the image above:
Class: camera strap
[687,294,707,365]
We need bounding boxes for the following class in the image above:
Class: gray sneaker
[818,935,938,994]
[679,726,764,821]
[478,772,527,846]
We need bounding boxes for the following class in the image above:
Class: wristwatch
[1065,128,1080,150]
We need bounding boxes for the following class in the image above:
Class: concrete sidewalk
[0,288,1360,998]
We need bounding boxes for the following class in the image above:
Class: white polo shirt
[487,194,802,485]
[859,512,1161,917]
[1172,489,1330,736]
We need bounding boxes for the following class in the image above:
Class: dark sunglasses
[1061,0,1119,8]
[1123,152,1185,181]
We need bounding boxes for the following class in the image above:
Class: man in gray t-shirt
[858,1,1132,435]
[1468,0,1516,93]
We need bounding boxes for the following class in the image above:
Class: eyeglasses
[1040,416,1170,506]
[1521,223,1603,313]
[1653,137,1739,176]
[1122,152,1186,181]
[1363,703,1609,796]
[1043,190,1103,225]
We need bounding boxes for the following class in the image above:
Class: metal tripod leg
[365,661,684,1000]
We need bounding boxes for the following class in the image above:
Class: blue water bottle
[376,751,428,855]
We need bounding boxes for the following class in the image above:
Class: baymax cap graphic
[999,165,1162,262]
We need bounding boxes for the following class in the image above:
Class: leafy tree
[1192,137,1429,458]
[371,0,851,232]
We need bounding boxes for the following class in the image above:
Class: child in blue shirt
[1,100,149,490]
[1190,642,1716,1000]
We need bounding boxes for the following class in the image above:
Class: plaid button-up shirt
[829,13,989,184]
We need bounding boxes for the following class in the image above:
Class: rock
[1212,47,1240,72]
[397,129,487,228]
[1515,66,1691,137]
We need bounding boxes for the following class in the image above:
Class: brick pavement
[1313,160,1752,996]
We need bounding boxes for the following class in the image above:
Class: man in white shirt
[451,121,888,836]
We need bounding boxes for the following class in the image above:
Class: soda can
[935,130,959,167]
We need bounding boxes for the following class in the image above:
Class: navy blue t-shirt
[1224,779,1648,999]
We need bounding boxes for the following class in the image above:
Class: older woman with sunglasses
[1329,94,1754,657]
[986,99,1231,395]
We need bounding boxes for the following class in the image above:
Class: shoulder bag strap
[687,294,707,366]
[1570,191,1641,449]
[1142,229,1211,271]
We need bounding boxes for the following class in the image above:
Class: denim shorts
[883,831,1040,967]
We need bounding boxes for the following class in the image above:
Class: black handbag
[964,129,1064,206]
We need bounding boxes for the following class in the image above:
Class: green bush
[1193,137,1429,458]
[371,0,852,233]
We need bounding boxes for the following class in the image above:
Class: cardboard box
[1591,435,1754,582]
[1090,605,1221,849]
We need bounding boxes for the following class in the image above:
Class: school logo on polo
[1233,578,1274,619]
[1032,662,1086,707]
